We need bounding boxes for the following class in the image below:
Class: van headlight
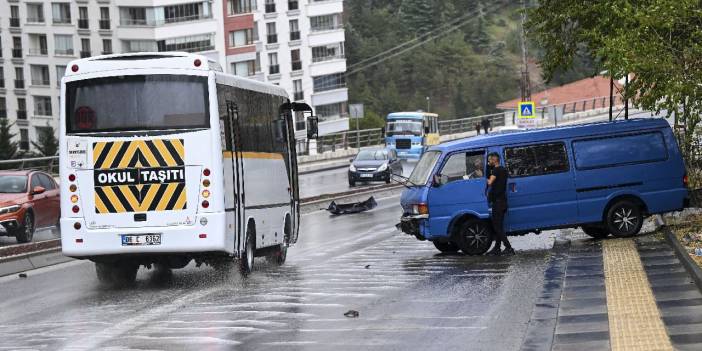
[377,163,388,172]
[0,205,21,215]
[349,164,356,172]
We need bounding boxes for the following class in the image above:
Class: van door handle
[509,183,516,192]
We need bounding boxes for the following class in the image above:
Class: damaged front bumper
[396,214,428,240]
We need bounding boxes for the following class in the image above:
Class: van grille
[396,139,411,149]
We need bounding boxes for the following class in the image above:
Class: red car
[0,170,60,243]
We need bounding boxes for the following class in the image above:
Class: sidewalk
[522,230,702,351]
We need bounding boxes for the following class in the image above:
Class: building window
[30,65,50,86]
[80,38,91,58]
[253,21,259,41]
[313,73,346,92]
[293,79,303,101]
[268,53,279,74]
[289,20,300,41]
[266,23,277,44]
[315,102,349,121]
[312,43,345,62]
[99,7,110,29]
[14,67,24,89]
[228,0,255,15]
[28,34,48,55]
[102,39,113,54]
[0,67,4,89]
[56,65,66,85]
[288,0,299,11]
[0,97,6,118]
[19,129,29,151]
[291,49,301,71]
[78,6,89,28]
[265,0,276,13]
[164,2,210,24]
[54,35,74,55]
[229,29,254,47]
[122,40,157,53]
[17,98,27,120]
[310,13,343,31]
[34,96,52,116]
[157,33,214,53]
[231,60,257,77]
[10,6,20,27]
[121,7,148,26]
[12,37,22,58]
[52,3,72,24]
[27,3,46,23]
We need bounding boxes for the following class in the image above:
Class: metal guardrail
[0,156,59,175]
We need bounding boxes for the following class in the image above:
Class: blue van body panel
[400,119,688,241]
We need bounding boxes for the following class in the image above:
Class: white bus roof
[63,52,288,99]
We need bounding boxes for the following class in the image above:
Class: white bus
[59,52,317,285]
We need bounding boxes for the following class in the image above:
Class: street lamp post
[426,96,430,112]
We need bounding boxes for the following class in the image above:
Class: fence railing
[0,156,59,175]
[438,112,505,135]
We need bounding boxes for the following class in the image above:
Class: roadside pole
[350,104,364,149]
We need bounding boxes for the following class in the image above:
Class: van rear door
[500,142,578,231]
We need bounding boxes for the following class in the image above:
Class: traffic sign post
[517,101,536,128]
[349,104,364,149]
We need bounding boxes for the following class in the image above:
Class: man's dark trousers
[491,199,509,248]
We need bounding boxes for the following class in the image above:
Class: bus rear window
[65,75,209,134]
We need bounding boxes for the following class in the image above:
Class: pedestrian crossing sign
[518,101,536,119]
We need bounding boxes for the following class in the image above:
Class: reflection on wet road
[0,195,555,350]
[299,161,416,199]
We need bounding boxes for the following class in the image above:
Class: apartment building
[0,0,223,154]
[222,0,349,136]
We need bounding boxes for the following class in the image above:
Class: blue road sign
[518,101,535,119]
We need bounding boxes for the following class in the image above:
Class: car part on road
[432,241,460,253]
[581,225,609,239]
[606,199,644,237]
[454,218,493,255]
[326,196,377,215]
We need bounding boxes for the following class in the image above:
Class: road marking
[602,239,673,351]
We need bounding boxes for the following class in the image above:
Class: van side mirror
[307,116,319,139]
[432,174,448,187]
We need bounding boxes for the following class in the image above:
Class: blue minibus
[398,119,689,254]
[384,112,440,159]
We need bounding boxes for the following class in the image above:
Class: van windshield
[409,151,441,185]
[65,75,209,134]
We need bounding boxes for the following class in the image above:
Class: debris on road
[344,310,360,318]
[18,273,27,278]
[365,265,371,269]
[326,196,377,215]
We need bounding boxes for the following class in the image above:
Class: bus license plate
[360,173,373,178]
[121,234,161,246]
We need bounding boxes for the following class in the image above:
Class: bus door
[223,100,246,255]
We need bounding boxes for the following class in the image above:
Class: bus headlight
[377,163,388,172]
[349,164,356,172]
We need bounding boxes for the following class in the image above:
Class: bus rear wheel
[240,227,255,276]
[454,219,493,255]
[95,261,138,287]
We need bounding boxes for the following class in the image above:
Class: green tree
[0,118,19,161]
[31,123,59,156]
[399,0,434,35]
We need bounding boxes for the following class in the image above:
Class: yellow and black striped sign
[92,139,187,214]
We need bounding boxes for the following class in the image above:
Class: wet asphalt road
[298,161,416,199]
[0,194,555,351]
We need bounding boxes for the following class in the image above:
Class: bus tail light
[68,174,76,182]
[194,59,202,67]
[684,174,689,187]
[201,200,209,208]
[74,222,81,230]
[71,64,79,72]
[69,184,77,192]
[199,233,207,239]
[72,205,80,213]
[75,238,83,243]
[203,168,211,176]
[202,179,210,187]
[70,195,79,203]
[202,190,210,198]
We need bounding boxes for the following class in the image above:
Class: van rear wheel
[582,226,609,239]
[606,200,643,237]
[433,241,460,253]
[454,219,493,255]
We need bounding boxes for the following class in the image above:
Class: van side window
[573,132,667,170]
[441,151,485,183]
[504,142,569,177]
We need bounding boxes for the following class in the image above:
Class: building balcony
[28,48,48,56]
[265,4,276,13]
[12,49,22,58]
[80,50,91,58]
[290,31,301,41]
[53,17,72,25]
[55,49,74,56]
[26,17,45,24]
[31,79,50,86]
[311,87,348,107]
[294,91,304,101]
[267,34,278,44]
[14,80,24,89]
[269,64,280,75]
[17,110,27,120]
[78,18,89,29]
[10,18,20,27]
[99,19,110,30]
[292,61,302,71]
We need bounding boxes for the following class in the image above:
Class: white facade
[224,0,349,135]
[0,0,224,154]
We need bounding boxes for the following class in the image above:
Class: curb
[663,226,702,293]
[0,247,72,278]
[298,162,349,175]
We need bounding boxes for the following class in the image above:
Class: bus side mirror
[307,116,319,139]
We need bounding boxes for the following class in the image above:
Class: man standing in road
[481,117,491,135]
[486,152,515,256]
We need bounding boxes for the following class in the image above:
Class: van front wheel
[606,200,643,237]
[454,219,493,255]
